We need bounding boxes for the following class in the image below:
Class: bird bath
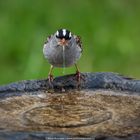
[0,72,140,139]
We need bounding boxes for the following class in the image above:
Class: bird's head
[55,29,72,46]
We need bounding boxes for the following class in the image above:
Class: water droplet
[62,46,65,74]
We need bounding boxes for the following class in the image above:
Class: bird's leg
[75,64,81,82]
[48,65,54,82]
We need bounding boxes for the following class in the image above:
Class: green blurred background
[0,0,140,84]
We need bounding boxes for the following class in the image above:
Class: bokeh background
[0,0,140,84]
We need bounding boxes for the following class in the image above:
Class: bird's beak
[58,38,68,46]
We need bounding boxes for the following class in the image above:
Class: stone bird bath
[0,72,140,140]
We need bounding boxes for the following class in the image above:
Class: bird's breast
[44,44,81,67]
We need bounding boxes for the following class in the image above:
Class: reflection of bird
[43,29,82,82]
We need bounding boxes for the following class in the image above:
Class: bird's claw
[48,74,54,83]
[75,71,85,82]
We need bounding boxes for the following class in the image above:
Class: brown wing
[44,35,53,45]
[75,35,83,52]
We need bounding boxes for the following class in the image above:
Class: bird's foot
[75,71,85,89]
[75,71,81,82]
[48,74,53,89]
[48,74,54,82]
[75,71,85,82]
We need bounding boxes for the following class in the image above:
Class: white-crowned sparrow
[43,29,82,82]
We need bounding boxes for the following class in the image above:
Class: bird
[43,29,82,82]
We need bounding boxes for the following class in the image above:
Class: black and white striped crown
[56,29,72,40]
